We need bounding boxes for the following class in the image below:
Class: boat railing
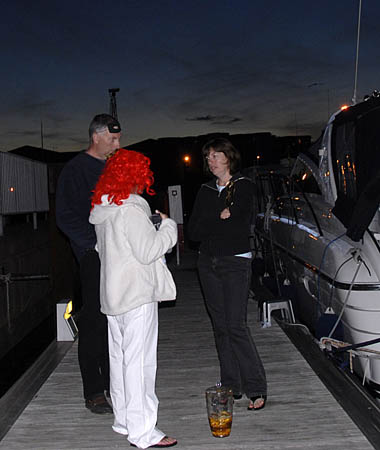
[0,272,50,330]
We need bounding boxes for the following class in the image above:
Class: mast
[352,0,362,105]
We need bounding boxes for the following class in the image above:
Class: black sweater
[55,152,105,261]
[188,173,254,256]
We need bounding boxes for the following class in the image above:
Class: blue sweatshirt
[55,152,105,261]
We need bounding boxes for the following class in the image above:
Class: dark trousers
[198,253,267,397]
[78,250,110,400]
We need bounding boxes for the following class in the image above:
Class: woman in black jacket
[188,138,267,411]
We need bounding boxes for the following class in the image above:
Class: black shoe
[85,394,113,414]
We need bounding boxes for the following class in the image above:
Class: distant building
[0,151,49,236]
[276,135,312,160]
[9,146,78,195]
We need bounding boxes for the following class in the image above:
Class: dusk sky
[1,0,379,152]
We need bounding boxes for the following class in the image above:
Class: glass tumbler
[205,385,233,438]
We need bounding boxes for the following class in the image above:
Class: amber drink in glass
[205,385,233,438]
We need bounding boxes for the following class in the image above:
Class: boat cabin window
[291,159,322,195]
[332,125,357,202]
[331,100,380,235]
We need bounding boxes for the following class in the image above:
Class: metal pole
[352,0,362,105]
[5,275,11,330]
[40,119,44,149]
[108,88,120,119]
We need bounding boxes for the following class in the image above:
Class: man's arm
[55,164,96,251]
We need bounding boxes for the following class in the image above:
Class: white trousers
[107,302,165,449]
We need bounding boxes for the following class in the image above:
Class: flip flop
[247,395,267,411]
[130,436,178,448]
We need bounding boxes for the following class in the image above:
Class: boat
[252,91,380,399]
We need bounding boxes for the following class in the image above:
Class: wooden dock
[0,251,375,449]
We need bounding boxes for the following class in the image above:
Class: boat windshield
[291,157,322,196]
[331,96,380,241]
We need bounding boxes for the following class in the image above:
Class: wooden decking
[0,252,375,449]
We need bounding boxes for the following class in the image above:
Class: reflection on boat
[251,92,380,399]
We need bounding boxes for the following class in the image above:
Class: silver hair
[88,114,118,142]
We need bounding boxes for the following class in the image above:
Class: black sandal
[247,395,267,411]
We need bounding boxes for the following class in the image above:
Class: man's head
[87,114,122,160]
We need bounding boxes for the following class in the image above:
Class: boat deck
[0,251,375,449]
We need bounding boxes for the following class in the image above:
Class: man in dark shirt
[56,114,121,414]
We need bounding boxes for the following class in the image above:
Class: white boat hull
[255,199,380,396]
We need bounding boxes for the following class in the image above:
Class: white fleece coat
[89,194,177,316]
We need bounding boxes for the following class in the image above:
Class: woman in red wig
[90,149,178,449]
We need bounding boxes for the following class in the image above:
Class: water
[0,315,55,398]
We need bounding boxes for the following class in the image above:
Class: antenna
[352,0,362,105]
[40,119,44,149]
[108,88,120,119]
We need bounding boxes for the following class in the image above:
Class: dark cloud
[186,115,215,122]
[186,115,242,125]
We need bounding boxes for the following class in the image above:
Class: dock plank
[0,259,373,449]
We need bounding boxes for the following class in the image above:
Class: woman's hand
[220,208,231,220]
[156,209,169,220]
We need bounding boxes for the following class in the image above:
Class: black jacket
[188,173,254,256]
[55,152,105,261]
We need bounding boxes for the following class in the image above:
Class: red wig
[91,149,155,207]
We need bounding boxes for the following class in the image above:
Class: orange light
[183,155,190,163]
[9,187,15,192]
[340,104,349,111]
[256,155,260,160]
[301,173,307,181]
